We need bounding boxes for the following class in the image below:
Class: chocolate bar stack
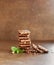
[18,30,31,53]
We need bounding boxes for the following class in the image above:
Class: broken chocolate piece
[37,45,48,53]
[32,44,43,53]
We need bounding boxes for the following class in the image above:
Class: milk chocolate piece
[19,44,31,47]
[19,39,31,45]
[18,34,30,37]
[18,30,30,34]
[32,44,37,49]
[32,44,43,53]
[18,37,30,40]
[37,45,48,53]
[36,48,44,53]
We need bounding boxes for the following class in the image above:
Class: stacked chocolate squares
[18,30,31,53]
[18,30,48,54]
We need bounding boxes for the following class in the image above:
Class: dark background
[0,0,54,41]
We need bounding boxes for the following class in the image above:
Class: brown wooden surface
[0,41,54,65]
